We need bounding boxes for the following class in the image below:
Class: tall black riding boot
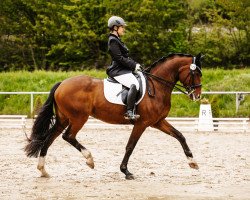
[124,84,140,120]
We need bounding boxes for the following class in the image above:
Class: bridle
[141,57,202,97]
[181,57,202,95]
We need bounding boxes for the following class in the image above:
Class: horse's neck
[151,61,180,87]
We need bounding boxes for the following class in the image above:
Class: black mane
[145,53,193,72]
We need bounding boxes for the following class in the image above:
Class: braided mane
[145,53,193,72]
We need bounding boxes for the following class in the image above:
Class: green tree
[107,0,189,65]
[0,0,38,70]
[44,0,108,70]
[216,0,250,66]
[187,0,249,67]
[0,0,249,70]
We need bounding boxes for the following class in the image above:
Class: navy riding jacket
[107,34,137,77]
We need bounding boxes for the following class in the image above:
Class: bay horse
[25,53,203,180]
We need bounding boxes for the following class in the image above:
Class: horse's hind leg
[37,121,68,177]
[153,119,199,169]
[62,118,94,169]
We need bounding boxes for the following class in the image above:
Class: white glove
[134,63,141,73]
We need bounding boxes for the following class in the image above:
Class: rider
[107,16,141,120]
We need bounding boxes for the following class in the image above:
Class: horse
[25,53,203,180]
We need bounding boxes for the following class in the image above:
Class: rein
[140,57,202,97]
[141,70,191,97]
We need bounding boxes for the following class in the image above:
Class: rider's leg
[124,84,140,120]
[113,73,140,120]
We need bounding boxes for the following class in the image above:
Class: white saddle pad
[103,72,146,105]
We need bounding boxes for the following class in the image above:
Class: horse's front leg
[120,124,146,180]
[153,119,199,170]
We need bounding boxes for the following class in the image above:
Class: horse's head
[178,53,203,101]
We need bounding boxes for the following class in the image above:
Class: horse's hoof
[82,150,94,169]
[188,161,199,170]
[40,173,50,178]
[125,174,135,180]
[188,157,199,170]
[86,159,95,169]
[37,166,50,178]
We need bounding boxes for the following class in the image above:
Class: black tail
[24,82,61,157]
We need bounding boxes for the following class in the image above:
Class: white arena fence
[84,117,250,133]
[0,115,27,129]
[0,115,249,133]
[0,91,249,132]
[0,91,249,115]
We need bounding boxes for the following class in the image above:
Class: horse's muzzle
[190,93,201,101]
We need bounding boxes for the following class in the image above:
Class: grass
[0,69,249,117]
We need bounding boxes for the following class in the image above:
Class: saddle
[103,72,146,105]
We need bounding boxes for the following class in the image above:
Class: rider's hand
[134,63,141,73]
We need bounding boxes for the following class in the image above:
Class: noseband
[141,56,202,97]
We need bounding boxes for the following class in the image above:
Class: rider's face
[117,26,125,36]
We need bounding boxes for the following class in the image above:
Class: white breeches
[113,73,139,90]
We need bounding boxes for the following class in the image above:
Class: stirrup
[124,111,140,120]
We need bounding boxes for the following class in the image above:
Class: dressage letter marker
[198,104,213,131]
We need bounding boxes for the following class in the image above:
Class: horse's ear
[195,53,205,68]
[196,53,205,60]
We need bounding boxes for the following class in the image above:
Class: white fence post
[30,93,34,116]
